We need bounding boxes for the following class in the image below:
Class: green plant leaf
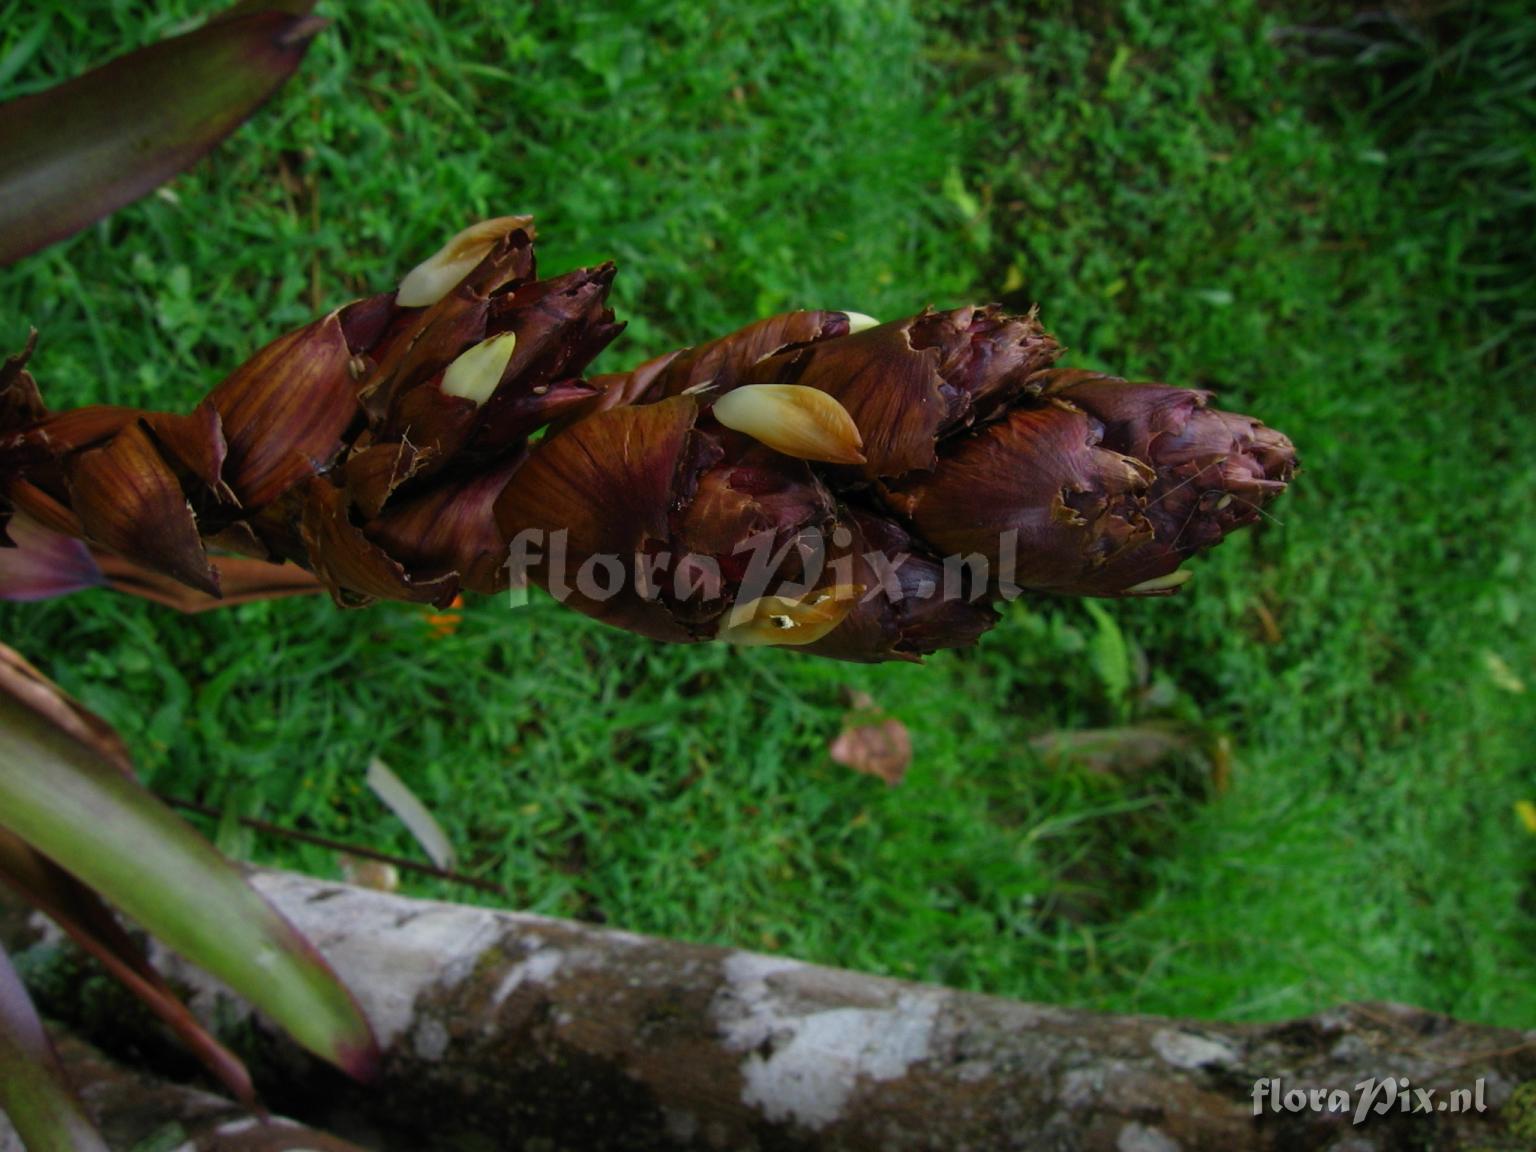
[0,827,256,1109]
[1083,600,1132,719]
[0,4,324,265]
[0,647,379,1080]
[0,941,109,1152]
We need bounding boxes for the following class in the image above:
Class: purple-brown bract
[0,217,1296,662]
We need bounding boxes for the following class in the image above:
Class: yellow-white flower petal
[718,585,863,647]
[711,384,865,465]
[397,216,531,307]
[441,332,517,406]
[1125,568,1194,596]
[842,311,879,333]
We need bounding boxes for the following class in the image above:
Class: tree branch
[6,872,1533,1150]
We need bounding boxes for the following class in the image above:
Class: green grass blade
[366,756,456,871]
[0,941,109,1152]
[0,688,378,1080]
[0,4,323,265]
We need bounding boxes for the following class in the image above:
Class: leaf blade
[0,5,323,265]
[0,654,378,1080]
[0,941,110,1152]
[0,513,103,603]
[0,828,257,1109]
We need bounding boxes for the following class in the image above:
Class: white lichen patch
[251,873,504,1047]
[413,1016,451,1061]
[591,926,651,949]
[714,951,943,1130]
[490,948,566,1010]
[1150,1028,1238,1070]
[1116,1122,1183,1152]
[1327,1140,1383,1152]
[1060,1065,1105,1108]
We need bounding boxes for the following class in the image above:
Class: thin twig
[157,795,506,897]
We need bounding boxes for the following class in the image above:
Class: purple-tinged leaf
[0,828,257,1110]
[0,4,324,265]
[0,644,380,1081]
[0,511,103,602]
[0,940,110,1151]
[0,644,133,778]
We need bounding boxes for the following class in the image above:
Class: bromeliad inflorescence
[0,217,1296,662]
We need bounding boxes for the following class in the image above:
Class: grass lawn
[2,0,1532,1028]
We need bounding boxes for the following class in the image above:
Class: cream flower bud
[1125,568,1194,596]
[397,216,533,307]
[711,384,865,465]
[441,332,517,406]
[718,585,863,647]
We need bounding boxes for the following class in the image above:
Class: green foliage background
[2,0,1532,1025]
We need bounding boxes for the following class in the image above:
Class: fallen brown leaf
[830,716,912,786]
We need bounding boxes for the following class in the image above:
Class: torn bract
[0,217,1297,662]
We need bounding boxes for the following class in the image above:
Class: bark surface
[5,873,1533,1151]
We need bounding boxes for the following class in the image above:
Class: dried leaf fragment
[830,715,912,786]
